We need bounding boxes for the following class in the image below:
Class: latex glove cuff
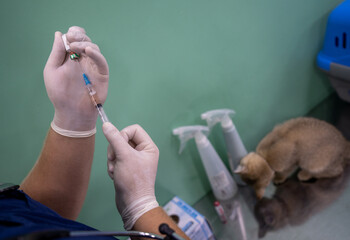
[51,121,96,138]
[121,195,159,230]
[53,110,98,132]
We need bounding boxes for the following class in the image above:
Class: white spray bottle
[201,109,247,185]
[173,125,237,200]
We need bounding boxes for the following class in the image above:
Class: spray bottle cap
[201,109,235,130]
[172,125,210,154]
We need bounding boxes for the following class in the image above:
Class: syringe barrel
[82,73,108,123]
[97,104,109,123]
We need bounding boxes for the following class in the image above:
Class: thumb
[103,122,130,155]
[46,31,66,68]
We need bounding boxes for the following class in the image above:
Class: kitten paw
[298,170,312,181]
[273,178,286,185]
[256,189,265,199]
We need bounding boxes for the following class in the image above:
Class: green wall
[0,0,340,231]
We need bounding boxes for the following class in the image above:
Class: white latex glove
[102,122,159,230]
[44,26,109,131]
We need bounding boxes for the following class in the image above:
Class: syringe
[62,34,109,123]
[82,73,109,123]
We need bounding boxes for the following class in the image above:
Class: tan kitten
[235,117,350,199]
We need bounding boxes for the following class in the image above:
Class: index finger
[121,124,155,148]
[103,122,130,155]
[68,26,86,34]
[66,31,92,43]
[85,46,109,75]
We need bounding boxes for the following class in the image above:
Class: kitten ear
[234,165,246,174]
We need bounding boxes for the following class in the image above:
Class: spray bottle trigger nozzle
[172,125,210,154]
[201,109,236,129]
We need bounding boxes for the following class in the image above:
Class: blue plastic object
[317,0,350,102]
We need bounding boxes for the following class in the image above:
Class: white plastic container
[163,196,215,240]
[201,109,247,185]
[173,125,237,200]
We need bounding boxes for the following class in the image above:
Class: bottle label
[214,204,227,224]
[212,171,230,189]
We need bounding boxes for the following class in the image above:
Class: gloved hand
[102,122,160,230]
[44,26,109,131]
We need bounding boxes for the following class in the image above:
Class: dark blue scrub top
[0,189,117,240]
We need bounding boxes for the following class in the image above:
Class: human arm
[102,122,189,239]
[20,129,95,220]
[20,26,109,220]
[133,207,189,240]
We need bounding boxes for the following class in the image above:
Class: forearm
[132,207,190,240]
[20,127,95,220]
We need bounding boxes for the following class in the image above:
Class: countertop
[193,93,350,240]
